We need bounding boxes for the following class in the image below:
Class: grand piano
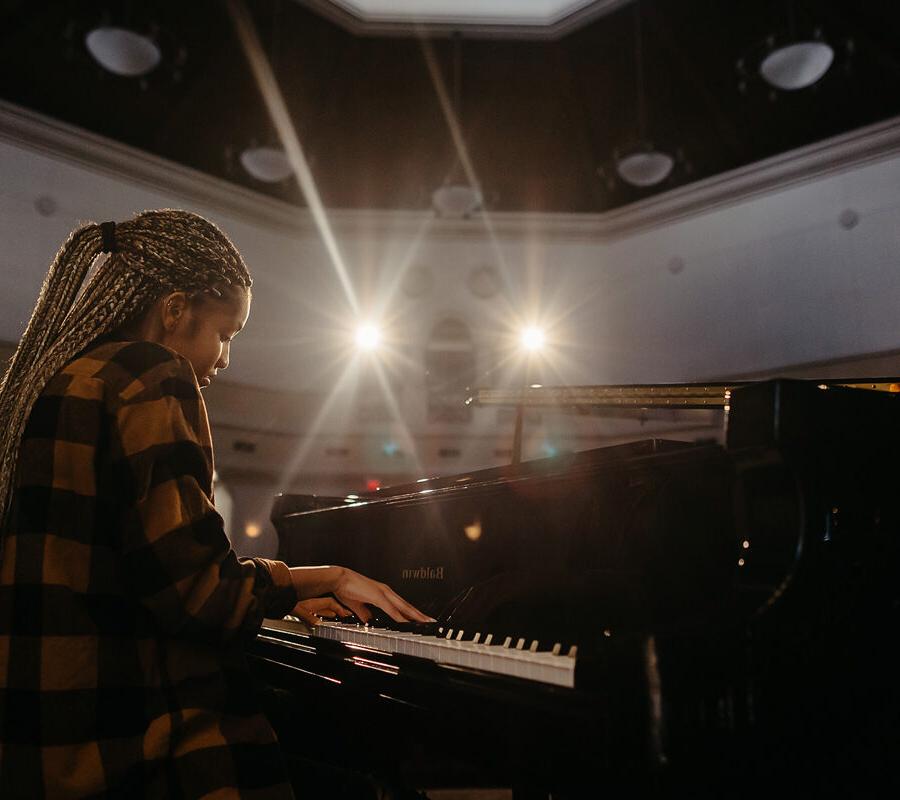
[247,378,900,798]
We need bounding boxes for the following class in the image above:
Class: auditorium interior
[2,1,900,797]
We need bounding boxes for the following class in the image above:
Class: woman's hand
[288,565,433,624]
[292,596,351,626]
[334,568,434,624]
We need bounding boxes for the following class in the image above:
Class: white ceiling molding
[296,0,632,40]
[3,98,900,242]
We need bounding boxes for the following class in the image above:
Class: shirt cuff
[252,558,298,619]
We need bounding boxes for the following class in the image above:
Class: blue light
[382,441,400,456]
[541,442,559,458]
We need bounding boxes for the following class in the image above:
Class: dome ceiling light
[431,34,483,219]
[615,150,674,188]
[238,4,294,185]
[239,146,294,183]
[759,40,834,91]
[736,2,854,99]
[432,184,482,218]
[85,26,161,77]
[603,1,684,190]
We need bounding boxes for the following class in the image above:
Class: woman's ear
[161,291,190,332]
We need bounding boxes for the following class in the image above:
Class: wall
[3,106,900,547]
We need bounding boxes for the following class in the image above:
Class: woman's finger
[292,603,320,627]
[292,597,352,625]
[382,586,434,622]
[343,599,372,623]
[315,598,351,618]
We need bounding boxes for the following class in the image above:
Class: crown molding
[3,99,900,243]
[595,116,900,238]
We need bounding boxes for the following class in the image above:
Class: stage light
[355,323,382,351]
[520,326,546,352]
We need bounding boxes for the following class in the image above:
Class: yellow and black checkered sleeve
[109,344,296,642]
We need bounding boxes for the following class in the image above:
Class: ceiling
[2,0,900,215]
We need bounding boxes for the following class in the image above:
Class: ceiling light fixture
[432,33,483,219]
[432,183,482,218]
[355,323,382,351]
[736,3,853,98]
[239,145,294,183]
[759,40,834,91]
[85,26,161,77]
[237,1,295,185]
[616,150,674,188]
[607,1,681,190]
[520,326,546,352]
[306,0,631,38]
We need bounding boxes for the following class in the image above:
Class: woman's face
[161,288,251,389]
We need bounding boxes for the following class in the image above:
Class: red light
[366,478,381,492]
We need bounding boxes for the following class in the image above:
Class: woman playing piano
[0,210,430,798]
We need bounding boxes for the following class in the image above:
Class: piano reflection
[247,378,900,798]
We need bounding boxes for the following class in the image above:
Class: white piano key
[303,621,575,688]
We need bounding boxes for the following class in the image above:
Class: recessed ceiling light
[759,41,834,91]
[85,27,161,77]
[616,150,674,188]
[239,146,294,183]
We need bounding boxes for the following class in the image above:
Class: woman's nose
[217,343,230,370]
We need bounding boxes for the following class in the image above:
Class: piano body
[247,379,900,797]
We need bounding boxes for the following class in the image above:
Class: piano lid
[468,378,900,411]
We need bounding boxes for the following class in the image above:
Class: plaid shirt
[0,340,297,798]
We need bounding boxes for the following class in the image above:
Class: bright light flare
[355,323,382,351]
[244,522,262,539]
[520,326,546,352]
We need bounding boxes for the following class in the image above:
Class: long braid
[0,226,102,398]
[0,209,252,548]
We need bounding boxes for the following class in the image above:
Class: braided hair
[0,209,252,543]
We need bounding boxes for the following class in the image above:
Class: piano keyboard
[309,620,577,688]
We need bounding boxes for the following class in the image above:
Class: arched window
[425,318,476,423]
